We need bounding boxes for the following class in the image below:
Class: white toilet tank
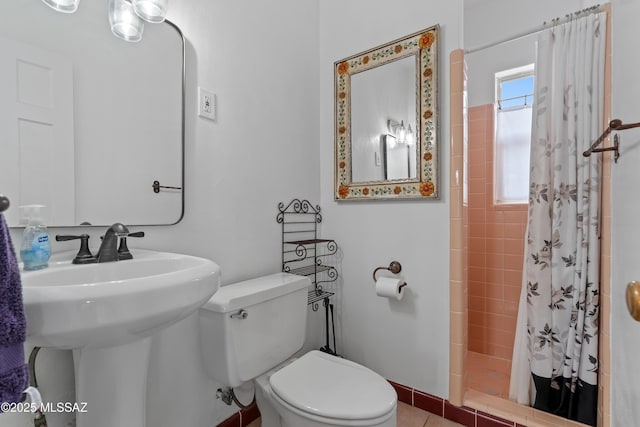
[199,273,310,388]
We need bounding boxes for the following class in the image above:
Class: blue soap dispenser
[20,205,51,271]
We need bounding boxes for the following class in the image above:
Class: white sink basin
[22,249,221,349]
[20,249,221,427]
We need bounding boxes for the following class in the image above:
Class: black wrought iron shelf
[287,264,334,277]
[285,238,334,245]
[308,289,335,307]
[277,199,339,311]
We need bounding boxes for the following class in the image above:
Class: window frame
[493,64,535,207]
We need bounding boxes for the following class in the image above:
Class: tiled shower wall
[467,104,527,371]
[451,11,611,417]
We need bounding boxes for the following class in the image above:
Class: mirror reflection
[0,1,183,227]
[350,55,418,183]
[335,25,440,201]
[384,134,413,180]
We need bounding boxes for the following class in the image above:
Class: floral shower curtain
[509,12,606,426]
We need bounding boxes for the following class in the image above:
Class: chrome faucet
[96,223,129,263]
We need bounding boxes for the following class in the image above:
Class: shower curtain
[509,12,606,426]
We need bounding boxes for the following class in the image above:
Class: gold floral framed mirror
[334,25,439,201]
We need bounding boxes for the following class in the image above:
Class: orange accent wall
[467,104,527,367]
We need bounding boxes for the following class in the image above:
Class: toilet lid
[269,351,396,420]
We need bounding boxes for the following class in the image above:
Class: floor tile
[425,414,466,427]
[397,401,430,427]
[233,401,465,427]
[467,351,510,398]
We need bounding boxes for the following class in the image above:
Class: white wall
[464,0,600,107]
[610,2,640,425]
[465,38,536,107]
[4,0,321,426]
[319,0,462,397]
[465,0,601,49]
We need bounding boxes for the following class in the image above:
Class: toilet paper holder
[373,261,406,287]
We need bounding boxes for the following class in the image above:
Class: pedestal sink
[21,249,221,427]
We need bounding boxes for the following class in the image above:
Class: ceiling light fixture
[42,0,169,43]
[132,0,168,23]
[109,0,145,43]
[41,0,80,14]
[387,119,412,144]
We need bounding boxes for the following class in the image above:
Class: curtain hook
[551,17,559,36]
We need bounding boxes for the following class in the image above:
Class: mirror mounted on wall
[334,25,439,201]
[0,1,184,227]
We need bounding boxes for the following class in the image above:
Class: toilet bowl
[255,351,396,427]
[198,273,397,427]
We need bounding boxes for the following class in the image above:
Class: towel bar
[583,118,640,162]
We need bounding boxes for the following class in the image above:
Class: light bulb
[397,120,406,144]
[41,0,80,13]
[109,0,144,42]
[132,0,168,23]
[406,124,415,145]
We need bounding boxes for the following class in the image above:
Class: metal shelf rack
[277,199,338,311]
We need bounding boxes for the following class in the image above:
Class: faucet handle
[55,234,97,264]
[117,231,145,260]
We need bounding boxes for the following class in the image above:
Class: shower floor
[467,351,510,399]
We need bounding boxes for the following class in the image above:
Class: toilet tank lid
[202,273,310,313]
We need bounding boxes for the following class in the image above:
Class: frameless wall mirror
[0,1,184,227]
[335,25,439,201]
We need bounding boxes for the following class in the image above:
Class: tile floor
[245,402,463,427]
[467,351,510,398]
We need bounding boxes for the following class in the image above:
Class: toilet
[199,273,397,427]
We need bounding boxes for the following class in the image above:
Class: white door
[0,36,74,226]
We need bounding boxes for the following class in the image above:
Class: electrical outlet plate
[198,87,216,121]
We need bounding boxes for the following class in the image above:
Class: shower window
[494,65,534,205]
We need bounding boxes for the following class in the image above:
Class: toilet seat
[269,351,396,422]
[268,391,395,427]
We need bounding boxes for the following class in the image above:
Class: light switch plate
[198,87,216,121]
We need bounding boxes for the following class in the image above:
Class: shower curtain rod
[464,4,605,54]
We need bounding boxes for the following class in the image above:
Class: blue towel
[0,213,28,408]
